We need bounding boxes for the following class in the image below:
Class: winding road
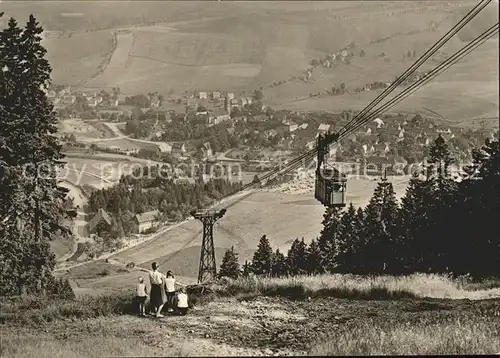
[56,180,92,263]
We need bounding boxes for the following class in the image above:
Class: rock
[264,348,273,355]
[188,329,194,334]
[204,333,211,338]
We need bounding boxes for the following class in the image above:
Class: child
[176,286,189,316]
[136,276,148,317]
[164,271,176,313]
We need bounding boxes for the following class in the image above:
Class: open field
[43,31,115,86]
[58,119,116,140]
[273,39,499,123]
[58,156,150,187]
[2,274,500,357]
[85,32,134,88]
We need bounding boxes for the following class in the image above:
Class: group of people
[137,262,189,318]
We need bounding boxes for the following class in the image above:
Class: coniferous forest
[243,136,499,280]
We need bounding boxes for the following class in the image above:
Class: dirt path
[29,295,500,356]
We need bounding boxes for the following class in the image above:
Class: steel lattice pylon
[191,209,227,283]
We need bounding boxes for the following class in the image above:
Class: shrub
[47,277,76,300]
[0,291,136,327]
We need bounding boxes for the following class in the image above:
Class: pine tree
[286,238,308,276]
[242,260,252,277]
[317,207,342,273]
[251,235,273,276]
[360,176,400,274]
[306,238,322,275]
[399,172,436,273]
[428,134,454,179]
[455,139,500,277]
[0,15,72,296]
[335,203,358,273]
[427,135,458,272]
[218,246,241,279]
[271,248,287,277]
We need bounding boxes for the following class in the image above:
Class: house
[135,210,160,233]
[88,208,112,234]
[230,99,239,107]
[156,142,173,153]
[212,91,221,100]
[172,142,187,156]
[317,124,331,135]
[226,92,235,100]
[298,123,309,130]
[87,98,98,107]
[209,109,230,125]
[199,92,208,100]
[240,97,248,106]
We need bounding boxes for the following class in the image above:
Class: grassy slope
[2,274,500,357]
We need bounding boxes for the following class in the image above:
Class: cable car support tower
[191,208,227,283]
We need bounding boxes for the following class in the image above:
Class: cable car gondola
[314,132,347,207]
[315,166,347,207]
